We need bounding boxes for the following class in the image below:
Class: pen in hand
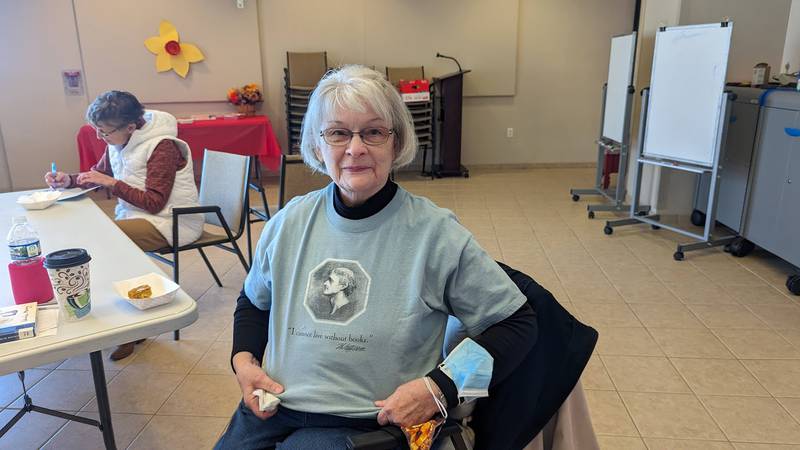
[50,162,58,190]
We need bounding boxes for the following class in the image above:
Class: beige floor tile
[0,407,69,449]
[776,329,800,349]
[620,392,724,440]
[687,304,769,329]
[615,281,681,305]
[83,369,184,414]
[653,266,712,285]
[581,355,615,391]
[191,341,235,375]
[596,435,647,450]
[629,304,704,329]
[575,304,642,328]
[747,305,800,330]
[648,328,734,359]
[42,412,152,450]
[584,390,638,436]
[602,356,690,393]
[158,374,241,417]
[701,395,800,444]
[726,285,793,305]
[732,444,800,450]
[128,339,214,374]
[644,438,734,449]
[56,341,152,370]
[743,360,800,398]
[595,327,664,357]
[128,415,228,450]
[0,369,50,408]
[714,329,800,359]
[778,397,800,424]
[563,282,624,304]
[671,358,768,396]
[668,280,739,305]
[8,369,118,411]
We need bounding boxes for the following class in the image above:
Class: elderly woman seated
[215,66,538,450]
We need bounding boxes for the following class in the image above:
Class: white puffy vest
[108,110,204,246]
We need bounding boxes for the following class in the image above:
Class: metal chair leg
[198,248,222,287]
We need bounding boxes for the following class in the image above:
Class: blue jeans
[214,401,395,450]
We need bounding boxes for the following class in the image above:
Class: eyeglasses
[94,125,123,138]
[320,127,394,146]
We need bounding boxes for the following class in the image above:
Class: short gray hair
[300,65,418,172]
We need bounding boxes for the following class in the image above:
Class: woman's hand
[375,377,441,427]
[232,352,284,420]
[45,171,70,189]
[76,170,117,188]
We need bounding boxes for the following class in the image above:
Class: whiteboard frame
[642,22,733,167]
[602,32,637,143]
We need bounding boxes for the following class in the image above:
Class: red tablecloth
[76,115,282,172]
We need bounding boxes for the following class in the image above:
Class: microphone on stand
[436,53,463,72]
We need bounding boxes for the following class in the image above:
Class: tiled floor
[2,167,800,449]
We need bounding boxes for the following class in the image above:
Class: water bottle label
[9,241,41,260]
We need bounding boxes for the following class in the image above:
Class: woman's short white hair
[300,65,418,172]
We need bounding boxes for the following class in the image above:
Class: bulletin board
[74,0,262,103]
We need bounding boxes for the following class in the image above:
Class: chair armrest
[172,205,220,216]
[346,426,407,450]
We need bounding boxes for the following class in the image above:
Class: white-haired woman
[216,66,537,449]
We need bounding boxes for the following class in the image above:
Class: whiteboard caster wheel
[572,194,580,202]
[651,225,661,230]
[588,211,595,219]
[787,275,800,296]
[729,238,754,257]
[603,225,613,235]
[690,209,706,226]
[673,251,684,261]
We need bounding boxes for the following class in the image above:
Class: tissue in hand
[252,389,281,412]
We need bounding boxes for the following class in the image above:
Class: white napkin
[252,389,281,412]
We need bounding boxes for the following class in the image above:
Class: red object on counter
[77,115,282,172]
[8,257,54,305]
[398,79,430,93]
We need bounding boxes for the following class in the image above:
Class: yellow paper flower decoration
[144,20,204,78]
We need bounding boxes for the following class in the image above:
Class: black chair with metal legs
[148,150,252,340]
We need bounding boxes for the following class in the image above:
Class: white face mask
[438,337,494,401]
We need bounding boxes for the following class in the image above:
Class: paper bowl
[17,190,61,210]
[113,272,179,310]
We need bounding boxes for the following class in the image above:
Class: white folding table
[0,191,198,449]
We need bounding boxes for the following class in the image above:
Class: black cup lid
[43,248,91,269]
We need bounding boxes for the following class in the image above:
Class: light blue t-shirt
[244,183,526,418]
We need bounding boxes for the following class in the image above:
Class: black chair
[346,262,599,450]
[149,150,251,340]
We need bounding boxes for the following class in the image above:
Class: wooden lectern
[433,70,471,178]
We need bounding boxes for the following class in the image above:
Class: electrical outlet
[506,127,514,138]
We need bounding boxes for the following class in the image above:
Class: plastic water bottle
[7,216,41,265]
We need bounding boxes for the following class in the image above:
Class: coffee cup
[43,248,92,321]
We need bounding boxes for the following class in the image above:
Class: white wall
[0,0,89,191]
[461,0,636,166]
[680,0,792,82]
[784,0,800,73]
[0,125,11,193]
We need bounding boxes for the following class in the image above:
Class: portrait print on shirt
[304,258,371,325]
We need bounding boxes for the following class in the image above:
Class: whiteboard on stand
[602,32,637,143]
[642,22,733,167]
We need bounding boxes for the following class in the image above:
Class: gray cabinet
[695,86,761,232]
[742,91,800,267]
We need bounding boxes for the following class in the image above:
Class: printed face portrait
[304,259,371,326]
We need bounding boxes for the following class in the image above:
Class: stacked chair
[386,66,435,178]
[284,51,328,154]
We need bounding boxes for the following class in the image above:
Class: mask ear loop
[424,376,449,444]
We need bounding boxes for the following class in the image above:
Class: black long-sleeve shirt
[231,181,538,407]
